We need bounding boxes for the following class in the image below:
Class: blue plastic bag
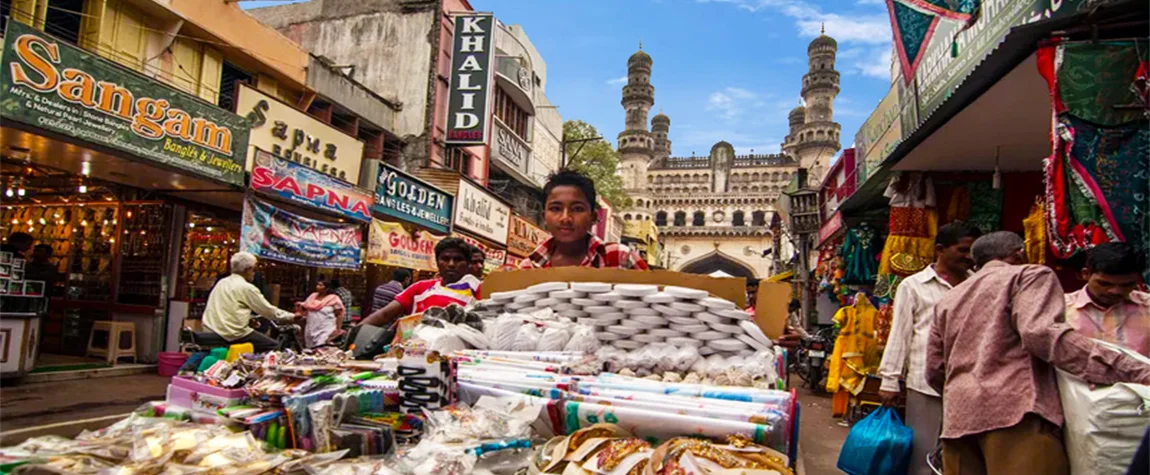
[837,407,914,475]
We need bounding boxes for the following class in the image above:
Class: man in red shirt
[359,237,479,327]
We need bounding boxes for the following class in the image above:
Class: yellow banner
[367,220,442,271]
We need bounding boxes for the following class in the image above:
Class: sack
[1058,340,1150,475]
[837,407,913,475]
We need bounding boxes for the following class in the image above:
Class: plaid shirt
[333,287,354,324]
[519,234,649,270]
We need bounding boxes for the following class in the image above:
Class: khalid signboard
[373,163,454,234]
[367,220,442,271]
[507,215,546,257]
[454,178,510,245]
[238,84,363,183]
[241,197,362,269]
[445,13,495,145]
[0,21,249,185]
[250,150,373,222]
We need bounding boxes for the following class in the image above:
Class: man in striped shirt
[370,268,412,316]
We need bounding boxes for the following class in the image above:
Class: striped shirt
[371,281,405,315]
[519,234,649,270]
[394,275,481,315]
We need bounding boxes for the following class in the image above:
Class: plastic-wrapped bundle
[536,323,572,352]
[671,345,702,373]
[704,354,728,378]
[650,343,678,373]
[564,325,601,353]
[411,325,467,353]
[489,314,525,351]
[509,324,544,352]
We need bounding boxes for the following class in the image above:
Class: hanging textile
[841,224,879,285]
[826,294,881,395]
[1039,40,1150,263]
[967,181,1003,234]
[887,0,980,85]
[1023,197,1047,265]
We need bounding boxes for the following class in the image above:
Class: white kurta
[305,306,338,348]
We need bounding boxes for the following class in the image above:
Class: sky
[243,0,897,159]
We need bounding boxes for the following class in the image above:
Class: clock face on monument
[518,68,532,91]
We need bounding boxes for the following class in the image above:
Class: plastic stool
[85,321,138,365]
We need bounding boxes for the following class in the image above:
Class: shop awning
[765,270,795,282]
[839,0,1142,216]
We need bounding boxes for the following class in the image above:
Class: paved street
[795,383,851,474]
[1,374,170,432]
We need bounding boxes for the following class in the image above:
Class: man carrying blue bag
[926,232,1150,475]
[837,407,914,475]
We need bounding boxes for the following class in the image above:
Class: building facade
[618,33,840,278]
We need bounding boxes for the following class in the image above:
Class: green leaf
[562,120,631,209]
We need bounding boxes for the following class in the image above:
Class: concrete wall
[246,0,437,139]
[308,55,400,133]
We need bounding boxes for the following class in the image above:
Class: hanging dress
[826,295,881,395]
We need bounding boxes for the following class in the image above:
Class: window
[752,211,766,226]
[732,210,745,226]
[44,0,84,45]
[692,211,705,226]
[624,214,632,221]
[218,61,253,113]
[655,211,667,226]
[673,211,686,226]
[494,87,530,139]
[445,146,473,176]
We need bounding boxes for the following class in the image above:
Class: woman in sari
[299,280,345,348]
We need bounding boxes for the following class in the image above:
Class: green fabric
[967,181,1002,234]
[1057,41,1150,126]
[893,1,936,70]
[1065,115,1149,256]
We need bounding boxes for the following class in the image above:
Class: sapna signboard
[250,150,373,222]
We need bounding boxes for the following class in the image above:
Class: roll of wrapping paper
[456,357,570,374]
[454,350,589,363]
[567,392,786,427]
[562,400,783,451]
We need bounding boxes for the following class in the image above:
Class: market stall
[0,267,801,474]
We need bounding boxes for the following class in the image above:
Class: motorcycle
[794,324,837,392]
[181,316,304,353]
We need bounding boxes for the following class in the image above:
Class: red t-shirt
[393,277,481,315]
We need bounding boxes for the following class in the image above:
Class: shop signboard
[373,163,454,235]
[445,13,495,145]
[453,178,510,245]
[507,215,546,257]
[367,219,441,272]
[237,84,364,183]
[911,0,1089,125]
[0,21,249,186]
[493,121,530,174]
[250,150,373,223]
[504,254,527,269]
[853,86,902,182]
[454,233,507,275]
[241,196,362,269]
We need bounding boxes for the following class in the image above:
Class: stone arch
[732,210,746,226]
[624,214,632,220]
[678,251,757,279]
[692,211,705,226]
[752,210,767,226]
[673,211,687,226]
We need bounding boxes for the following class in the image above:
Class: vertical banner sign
[367,220,442,271]
[0,21,249,185]
[453,178,510,245]
[250,150,373,222]
[372,163,454,234]
[445,13,495,145]
[241,196,363,269]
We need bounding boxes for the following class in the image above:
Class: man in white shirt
[877,222,980,475]
[201,252,298,352]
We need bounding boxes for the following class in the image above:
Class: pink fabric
[302,292,344,312]
[926,261,1150,439]
[1065,289,1150,358]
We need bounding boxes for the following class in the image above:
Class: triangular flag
[887,0,941,85]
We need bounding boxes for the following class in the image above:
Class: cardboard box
[481,268,789,339]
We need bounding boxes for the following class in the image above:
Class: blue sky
[244,0,896,159]
[473,0,896,158]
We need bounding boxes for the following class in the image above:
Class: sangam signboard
[0,21,249,185]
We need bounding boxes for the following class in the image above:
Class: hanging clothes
[1038,40,1150,265]
[826,294,881,395]
[841,224,879,285]
[879,173,939,277]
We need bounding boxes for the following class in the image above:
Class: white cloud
[706,87,764,120]
[848,47,893,79]
[606,76,628,86]
[698,0,891,45]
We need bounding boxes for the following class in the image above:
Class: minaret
[618,44,654,193]
[794,25,841,180]
[651,109,671,163]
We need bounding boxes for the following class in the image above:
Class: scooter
[796,325,837,392]
[181,316,303,353]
